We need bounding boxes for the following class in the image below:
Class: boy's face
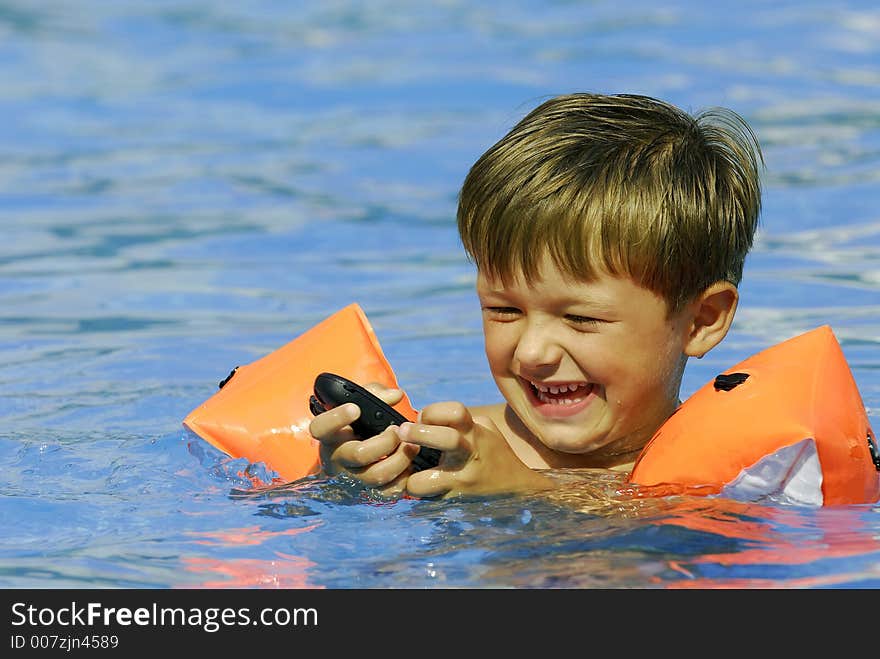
[476,253,691,459]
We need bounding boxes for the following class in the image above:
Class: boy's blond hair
[457,93,764,313]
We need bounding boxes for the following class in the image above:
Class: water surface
[1,0,879,588]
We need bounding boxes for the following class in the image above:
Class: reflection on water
[190,464,880,588]
[0,0,879,588]
[182,554,321,589]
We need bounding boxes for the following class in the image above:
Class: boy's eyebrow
[475,285,507,296]
[477,285,618,311]
[560,296,618,313]
[475,280,505,295]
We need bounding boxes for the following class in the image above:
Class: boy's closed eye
[564,314,602,328]
[483,307,522,316]
[482,307,603,329]
[482,306,522,320]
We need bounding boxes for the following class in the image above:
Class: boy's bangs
[541,199,625,285]
[466,190,652,290]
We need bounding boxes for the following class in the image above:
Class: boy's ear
[683,281,739,358]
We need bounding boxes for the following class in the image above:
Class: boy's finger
[309,402,360,441]
[405,467,453,499]
[417,401,473,433]
[352,438,415,487]
[335,425,401,468]
[364,382,404,406]
[398,421,463,453]
[374,469,410,498]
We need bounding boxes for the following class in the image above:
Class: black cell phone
[310,372,441,472]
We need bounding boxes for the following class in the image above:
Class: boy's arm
[408,402,642,506]
[401,401,556,499]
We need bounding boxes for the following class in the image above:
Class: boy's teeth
[534,382,586,393]
[532,382,591,404]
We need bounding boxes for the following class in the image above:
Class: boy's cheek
[482,329,513,364]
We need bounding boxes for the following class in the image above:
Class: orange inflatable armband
[182,304,418,482]
[628,325,880,506]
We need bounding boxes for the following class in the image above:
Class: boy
[310,92,763,499]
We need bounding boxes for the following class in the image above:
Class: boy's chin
[522,416,610,454]
[540,434,609,455]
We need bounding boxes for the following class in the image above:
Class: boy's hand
[401,402,554,499]
[309,383,420,496]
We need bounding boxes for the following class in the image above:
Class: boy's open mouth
[525,379,594,406]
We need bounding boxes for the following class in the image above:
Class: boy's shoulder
[466,401,637,472]
[467,402,508,434]
[467,402,506,417]
[467,402,507,433]
[466,402,567,469]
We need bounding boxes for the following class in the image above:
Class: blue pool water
[2,0,879,589]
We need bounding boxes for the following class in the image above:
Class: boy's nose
[513,322,562,370]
